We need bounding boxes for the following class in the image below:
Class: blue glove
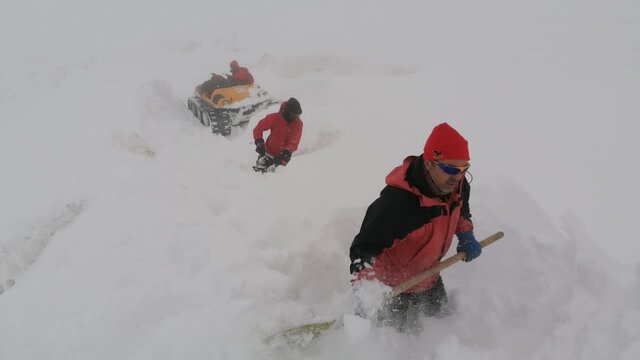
[456,231,482,262]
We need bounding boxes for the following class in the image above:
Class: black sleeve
[460,177,472,220]
[349,186,442,274]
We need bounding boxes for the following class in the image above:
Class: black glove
[274,149,292,164]
[255,139,265,156]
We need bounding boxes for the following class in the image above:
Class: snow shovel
[264,231,505,345]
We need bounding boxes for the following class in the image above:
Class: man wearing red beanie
[349,122,481,332]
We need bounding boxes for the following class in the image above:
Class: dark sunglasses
[434,161,470,175]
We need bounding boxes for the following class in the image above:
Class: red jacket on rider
[228,60,254,85]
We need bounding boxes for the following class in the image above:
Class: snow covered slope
[1,1,639,359]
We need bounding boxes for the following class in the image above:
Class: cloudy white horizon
[1,1,639,359]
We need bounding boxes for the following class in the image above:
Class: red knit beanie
[423,123,470,161]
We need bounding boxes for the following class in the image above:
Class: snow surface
[1,0,639,359]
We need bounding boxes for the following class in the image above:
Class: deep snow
[1,1,639,359]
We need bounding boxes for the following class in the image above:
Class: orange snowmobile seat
[196,84,254,108]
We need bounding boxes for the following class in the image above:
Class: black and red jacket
[349,155,472,293]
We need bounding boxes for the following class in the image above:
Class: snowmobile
[187,81,278,136]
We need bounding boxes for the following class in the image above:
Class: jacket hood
[385,156,461,207]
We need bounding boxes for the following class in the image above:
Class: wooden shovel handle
[266,232,504,343]
[386,231,505,298]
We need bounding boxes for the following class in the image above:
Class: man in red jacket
[252,98,303,173]
[202,60,254,95]
[349,122,482,332]
[227,60,254,86]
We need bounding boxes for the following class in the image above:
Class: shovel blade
[264,319,338,346]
